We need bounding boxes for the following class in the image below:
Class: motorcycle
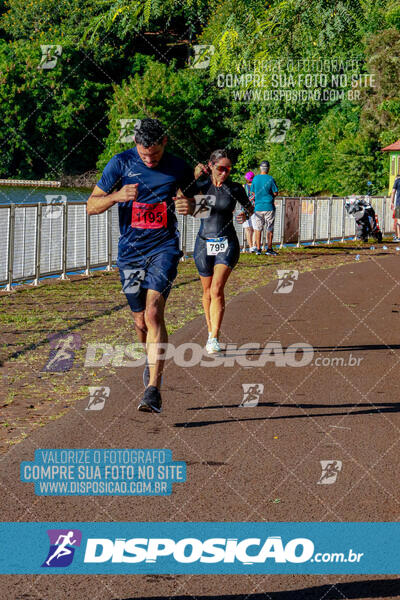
[344,196,383,243]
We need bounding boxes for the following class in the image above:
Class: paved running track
[2,254,400,599]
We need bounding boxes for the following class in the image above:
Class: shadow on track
[223,344,400,356]
[175,401,400,428]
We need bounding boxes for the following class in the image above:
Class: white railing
[0,197,392,290]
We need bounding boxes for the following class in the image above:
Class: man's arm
[173,189,195,216]
[173,164,199,216]
[87,184,138,215]
[87,155,139,215]
[272,178,279,198]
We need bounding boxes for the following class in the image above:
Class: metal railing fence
[0,197,392,290]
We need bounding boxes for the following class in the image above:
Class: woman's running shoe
[206,337,222,354]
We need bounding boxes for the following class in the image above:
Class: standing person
[242,171,256,252]
[87,118,196,414]
[391,176,400,242]
[174,150,254,354]
[251,160,279,256]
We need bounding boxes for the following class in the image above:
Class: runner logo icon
[122,269,146,296]
[267,118,292,143]
[317,460,342,485]
[86,386,110,411]
[42,333,81,373]
[37,44,62,70]
[42,529,82,567]
[44,194,67,219]
[192,195,216,218]
[119,118,141,144]
[240,384,264,407]
[274,270,299,294]
[191,45,215,69]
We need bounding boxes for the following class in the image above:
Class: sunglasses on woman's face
[215,165,231,174]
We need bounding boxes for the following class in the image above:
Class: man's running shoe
[138,386,162,413]
[143,359,163,389]
[255,249,262,255]
[265,248,278,256]
[206,337,222,354]
[250,247,257,253]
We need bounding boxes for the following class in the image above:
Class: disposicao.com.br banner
[0,522,399,575]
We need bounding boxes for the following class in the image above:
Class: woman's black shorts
[193,235,240,277]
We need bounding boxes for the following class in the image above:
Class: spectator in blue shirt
[251,161,279,256]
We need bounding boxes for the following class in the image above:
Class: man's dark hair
[260,160,270,170]
[134,118,166,148]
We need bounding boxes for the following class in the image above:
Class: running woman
[175,149,254,354]
[87,118,197,413]
[242,171,255,252]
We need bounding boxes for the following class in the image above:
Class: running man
[87,118,197,413]
[46,531,77,566]
[242,171,256,252]
[251,160,279,256]
[174,149,254,353]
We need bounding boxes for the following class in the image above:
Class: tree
[97,58,231,171]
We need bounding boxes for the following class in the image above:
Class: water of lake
[0,186,90,205]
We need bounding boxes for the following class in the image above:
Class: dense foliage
[0,0,399,194]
